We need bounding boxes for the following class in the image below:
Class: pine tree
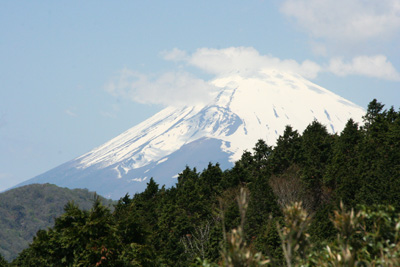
[270,125,302,174]
[300,120,334,210]
[357,101,400,207]
[325,119,362,206]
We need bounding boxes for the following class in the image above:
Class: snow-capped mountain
[16,70,365,199]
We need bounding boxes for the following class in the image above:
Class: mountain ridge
[0,183,114,262]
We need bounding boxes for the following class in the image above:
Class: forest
[1,99,400,266]
[0,184,114,262]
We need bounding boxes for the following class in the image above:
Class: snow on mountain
[16,70,365,199]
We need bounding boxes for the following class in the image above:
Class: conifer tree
[270,125,302,174]
[325,119,362,206]
[300,121,333,210]
[357,100,400,207]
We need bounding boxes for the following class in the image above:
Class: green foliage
[309,203,400,266]
[220,188,270,267]
[12,197,155,266]
[0,253,8,267]
[0,183,114,262]
[300,120,334,210]
[324,119,362,206]
[269,126,302,174]
[356,101,400,208]
[277,202,311,267]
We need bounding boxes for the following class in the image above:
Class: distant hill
[0,183,115,262]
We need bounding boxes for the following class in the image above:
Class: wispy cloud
[165,47,322,79]
[65,107,78,117]
[328,55,400,81]
[281,0,400,44]
[105,68,216,106]
[165,47,400,81]
[278,1,400,80]
[106,47,400,106]
[99,104,121,119]
[161,48,188,62]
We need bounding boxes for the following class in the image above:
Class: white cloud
[164,47,400,81]
[165,47,322,79]
[328,55,400,81]
[105,68,216,106]
[281,0,400,43]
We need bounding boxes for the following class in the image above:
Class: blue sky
[1,0,399,191]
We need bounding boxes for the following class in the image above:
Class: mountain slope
[0,183,114,262]
[16,70,365,199]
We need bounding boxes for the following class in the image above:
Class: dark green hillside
[0,183,114,262]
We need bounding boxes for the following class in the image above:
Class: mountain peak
[16,72,365,199]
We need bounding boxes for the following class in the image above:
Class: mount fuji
[16,70,365,199]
